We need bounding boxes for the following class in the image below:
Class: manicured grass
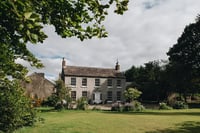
[15,109,200,133]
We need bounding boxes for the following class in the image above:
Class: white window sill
[70,85,76,88]
[107,101,113,103]
[81,86,87,88]
[94,86,100,88]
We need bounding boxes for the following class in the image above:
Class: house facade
[61,58,126,104]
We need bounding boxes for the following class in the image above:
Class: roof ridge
[67,65,115,70]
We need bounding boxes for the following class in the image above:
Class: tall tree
[125,61,169,102]
[167,15,200,98]
[54,79,71,109]
[0,0,129,131]
[0,0,129,80]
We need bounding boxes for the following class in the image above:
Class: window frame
[95,78,100,86]
[82,78,87,87]
[82,91,88,98]
[116,91,121,101]
[107,79,113,87]
[71,91,76,101]
[71,77,76,86]
[116,79,121,87]
[107,91,112,101]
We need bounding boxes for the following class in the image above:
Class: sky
[24,0,200,81]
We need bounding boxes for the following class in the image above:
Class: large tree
[0,0,129,132]
[125,61,169,102]
[167,15,200,98]
[0,0,129,80]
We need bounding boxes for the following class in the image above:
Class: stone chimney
[62,57,66,68]
[61,58,66,82]
[115,60,120,71]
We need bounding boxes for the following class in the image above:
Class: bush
[110,101,145,112]
[92,106,101,111]
[76,97,88,110]
[159,102,172,110]
[42,94,58,107]
[0,80,36,132]
[111,103,123,112]
[172,101,188,109]
[123,103,134,111]
[132,101,145,111]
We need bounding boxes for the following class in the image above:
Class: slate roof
[63,66,125,78]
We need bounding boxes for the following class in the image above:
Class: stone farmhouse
[61,58,126,104]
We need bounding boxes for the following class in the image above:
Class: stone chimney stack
[61,57,66,82]
[62,57,66,68]
[115,60,120,71]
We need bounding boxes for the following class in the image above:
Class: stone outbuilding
[22,72,55,100]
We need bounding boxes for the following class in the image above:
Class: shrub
[172,101,188,109]
[76,97,88,110]
[124,88,142,103]
[133,101,145,111]
[159,102,172,110]
[123,101,145,112]
[0,80,36,132]
[123,103,134,111]
[42,94,58,107]
[92,106,101,111]
[111,103,123,112]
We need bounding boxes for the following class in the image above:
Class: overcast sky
[24,0,200,80]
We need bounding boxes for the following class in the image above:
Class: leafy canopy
[0,0,129,132]
[0,0,129,80]
[0,79,36,132]
[167,15,200,94]
[124,88,142,102]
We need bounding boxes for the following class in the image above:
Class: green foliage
[159,102,172,110]
[0,0,129,131]
[42,94,58,107]
[123,103,134,111]
[123,101,145,112]
[15,109,200,133]
[124,102,145,112]
[111,103,123,112]
[92,106,101,111]
[76,97,88,110]
[0,80,36,133]
[43,79,71,110]
[167,15,200,96]
[172,101,188,109]
[124,88,142,102]
[132,101,145,111]
[125,61,170,102]
[0,0,129,81]
[111,102,145,112]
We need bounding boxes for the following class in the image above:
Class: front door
[93,92,102,104]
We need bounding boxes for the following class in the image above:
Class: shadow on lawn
[146,121,200,133]
[102,111,200,116]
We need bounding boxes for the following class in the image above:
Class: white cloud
[26,0,200,80]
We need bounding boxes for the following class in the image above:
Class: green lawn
[15,109,200,133]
